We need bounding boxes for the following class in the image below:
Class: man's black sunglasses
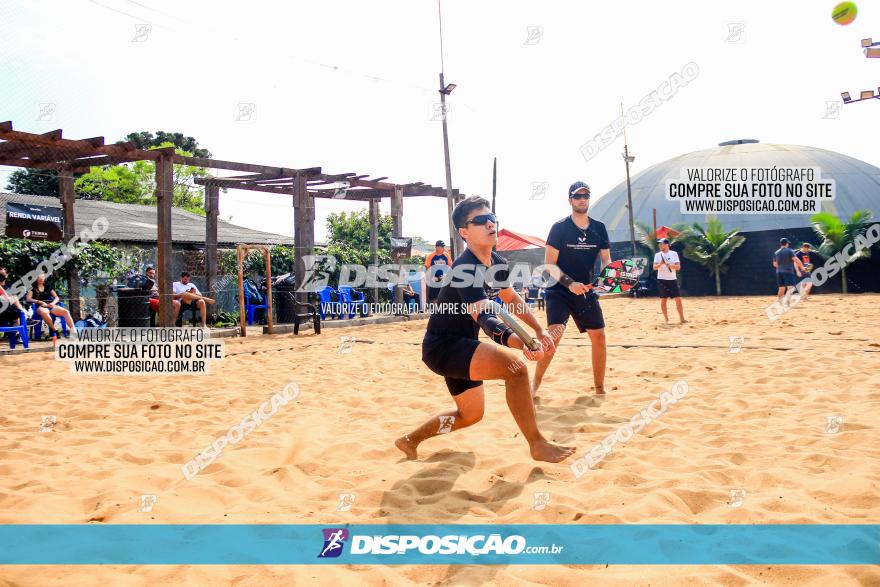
[569,192,590,200]
[461,213,498,228]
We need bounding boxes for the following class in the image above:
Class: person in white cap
[653,238,687,323]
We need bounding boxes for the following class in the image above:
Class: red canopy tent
[495,228,546,251]
[655,225,682,240]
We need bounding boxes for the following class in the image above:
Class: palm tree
[810,210,874,294]
[680,218,746,296]
[633,221,660,260]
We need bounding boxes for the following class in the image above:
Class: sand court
[1,294,878,585]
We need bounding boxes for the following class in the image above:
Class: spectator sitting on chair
[172,271,215,327]
[0,268,25,327]
[25,273,76,337]
[401,282,420,309]
[144,266,181,323]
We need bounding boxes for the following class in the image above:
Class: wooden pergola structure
[0,120,464,327]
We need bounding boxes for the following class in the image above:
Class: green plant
[810,210,874,294]
[679,218,746,296]
[213,310,240,328]
[0,238,128,288]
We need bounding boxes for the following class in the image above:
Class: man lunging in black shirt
[533,181,612,397]
[396,196,575,463]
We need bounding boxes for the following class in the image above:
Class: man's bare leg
[180,292,216,305]
[196,299,207,327]
[395,386,485,460]
[660,298,669,322]
[469,343,574,463]
[587,328,606,394]
[674,298,687,323]
[531,323,565,397]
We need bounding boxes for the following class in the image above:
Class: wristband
[558,274,574,288]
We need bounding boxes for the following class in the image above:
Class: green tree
[6,168,60,196]
[75,162,151,203]
[327,210,394,265]
[74,143,209,215]
[810,210,874,294]
[680,218,745,296]
[125,131,211,158]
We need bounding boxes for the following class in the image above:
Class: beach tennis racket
[589,257,648,298]
[486,300,541,352]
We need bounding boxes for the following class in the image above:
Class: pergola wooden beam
[0,119,468,330]
[41,129,63,140]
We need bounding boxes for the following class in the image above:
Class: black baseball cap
[658,238,670,244]
[568,181,590,196]
[435,240,445,247]
[780,237,790,245]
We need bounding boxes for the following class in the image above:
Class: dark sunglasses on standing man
[569,193,590,201]
[461,213,498,228]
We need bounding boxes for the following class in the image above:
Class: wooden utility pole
[58,165,80,321]
[155,155,174,326]
[369,198,379,304]
[391,185,404,306]
[205,183,219,302]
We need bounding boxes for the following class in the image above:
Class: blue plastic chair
[337,286,368,318]
[316,286,342,320]
[243,286,269,325]
[32,301,69,339]
[0,309,29,349]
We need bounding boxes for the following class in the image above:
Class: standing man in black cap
[653,238,687,323]
[425,240,453,303]
[532,181,612,397]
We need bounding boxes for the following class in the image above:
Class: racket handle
[487,301,541,351]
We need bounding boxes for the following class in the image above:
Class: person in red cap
[653,238,687,323]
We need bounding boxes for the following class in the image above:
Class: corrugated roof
[0,192,296,247]
[589,142,880,242]
[495,228,546,251]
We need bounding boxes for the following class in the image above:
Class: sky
[1,0,877,244]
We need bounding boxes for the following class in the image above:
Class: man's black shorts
[422,331,482,396]
[776,272,797,287]
[544,289,605,332]
[657,278,681,299]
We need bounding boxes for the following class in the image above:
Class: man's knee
[460,405,484,426]
[589,329,606,343]
[504,363,530,384]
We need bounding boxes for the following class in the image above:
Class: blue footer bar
[0,524,877,565]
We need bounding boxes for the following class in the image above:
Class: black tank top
[31,286,54,303]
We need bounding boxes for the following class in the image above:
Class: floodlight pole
[621,103,637,257]
[440,72,460,257]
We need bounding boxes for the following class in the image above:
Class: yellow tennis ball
[832,2,858,26]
